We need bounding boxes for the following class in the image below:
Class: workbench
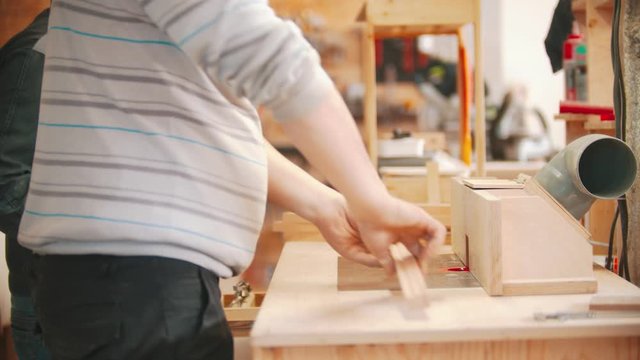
[251,242,640,359]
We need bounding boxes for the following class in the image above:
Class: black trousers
[31,255,233,360]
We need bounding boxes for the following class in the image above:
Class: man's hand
[265,140,445,273]
[312,192,446,275]
[348,195,446,275]
[310,193,378,267]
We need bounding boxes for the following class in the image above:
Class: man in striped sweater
[20,1,446,358]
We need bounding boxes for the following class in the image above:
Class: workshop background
[2,0,639,359]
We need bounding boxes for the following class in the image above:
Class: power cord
[605,206,618,271]
[610,0,630,281]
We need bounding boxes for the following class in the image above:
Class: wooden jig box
[451,177,597,296]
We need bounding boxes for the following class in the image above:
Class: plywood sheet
[337,254,479,291]
[463,178,524,189]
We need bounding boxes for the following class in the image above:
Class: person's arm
[137,0,445,272]
[266,138,444,273]
[265,142,378,267]
[136,0,384,213]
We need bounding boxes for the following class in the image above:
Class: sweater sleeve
[137,0,334,121]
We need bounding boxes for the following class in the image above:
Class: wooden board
[364,0,474,27]
[462,178,524,189]
[389,243,427,300]
[590,295,640,312]
[337,254,479,291]
[251,242,640,350]
[254,337,640,360]
[451,180,503,295]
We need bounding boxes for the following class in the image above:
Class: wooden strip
[365,0,474,26]
[253,336,640,360]
[590,295,640,311]
[462,178,524,189]
[473,0,486,176]
[426,161,441,204]
[389,243,427,300]
[502,279,598,296]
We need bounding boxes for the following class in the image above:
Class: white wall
[419,0,565,149]
[493,0,566,149]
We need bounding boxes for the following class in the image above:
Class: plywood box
[451,177,597,296]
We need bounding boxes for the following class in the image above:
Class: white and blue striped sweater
[19,0,333,277]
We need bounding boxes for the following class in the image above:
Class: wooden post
[473,0,486,176]
[426,161,441,204]
[362,23,378,167]
[622,0,640,285]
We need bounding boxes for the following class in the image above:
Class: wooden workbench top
[251,242,640,348]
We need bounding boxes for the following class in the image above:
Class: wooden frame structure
[358,0,486,175]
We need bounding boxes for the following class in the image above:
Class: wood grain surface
[337,254,479,291]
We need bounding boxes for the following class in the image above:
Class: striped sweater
[19,0,333,277]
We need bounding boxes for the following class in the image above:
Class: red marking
[447,266,469,272]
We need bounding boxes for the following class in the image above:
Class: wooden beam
[270,0,365,29]
[586,0,614,106]
[365,0,474,26]
[370,24,461,38]
[426,161,441,203]
[473,0,486,176]
[254,336,640,360]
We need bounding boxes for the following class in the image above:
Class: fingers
[417,216,447,266]
[344,250,380,268]
[359,226,396,275]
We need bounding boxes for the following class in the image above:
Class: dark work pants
[11,295,51,360]
[31,255,233,360]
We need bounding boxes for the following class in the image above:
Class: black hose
[606,205,619,271]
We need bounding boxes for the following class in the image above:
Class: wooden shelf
[554,113,596,122]
[359,0,485,175]
[555,113,616,130]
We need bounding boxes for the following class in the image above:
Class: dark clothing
[32,255,233,360]
[0,8,49,296]
[0,9,52,360]
[11,295,51,360]
[545,0,575,72]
